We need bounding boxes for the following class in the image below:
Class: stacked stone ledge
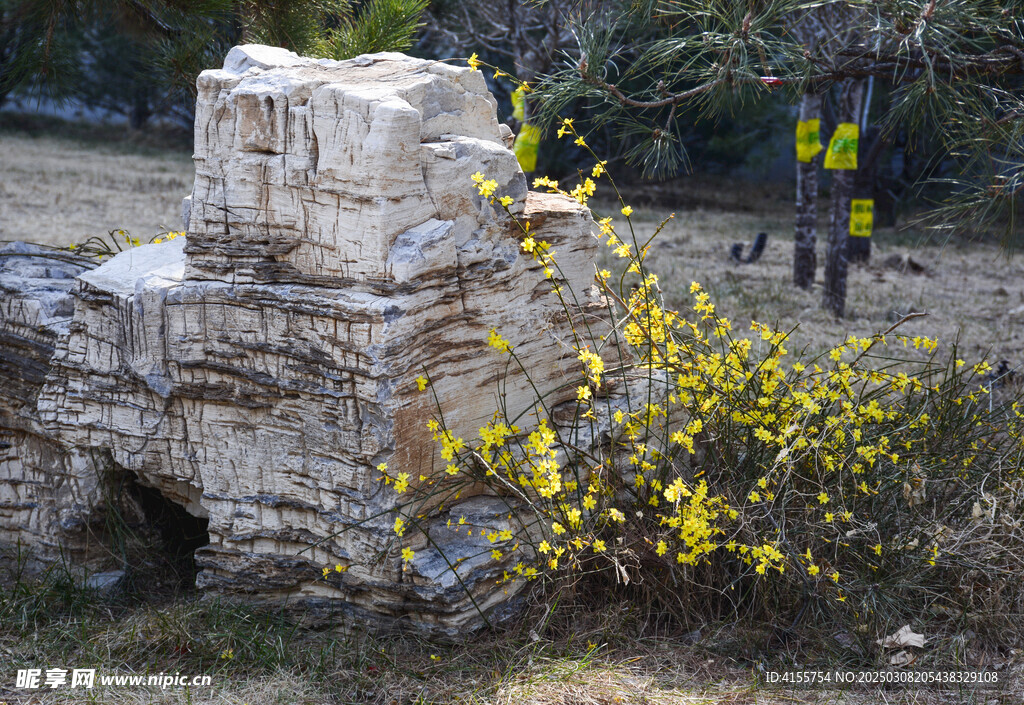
[0,45,615,636]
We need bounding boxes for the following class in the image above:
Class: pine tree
[533,0,1024,316]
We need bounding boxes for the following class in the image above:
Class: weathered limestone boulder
[0,243,99,562]
[0,46,609,635]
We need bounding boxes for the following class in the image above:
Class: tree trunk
[822,78,865,318]
[794,91,822,289]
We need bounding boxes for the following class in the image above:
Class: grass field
[598,193,1024,367]
[0,113,193,247]
[2,561,1021,704]
[2,114,1023,704]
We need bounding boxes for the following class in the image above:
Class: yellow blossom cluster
[356,145,1024,616]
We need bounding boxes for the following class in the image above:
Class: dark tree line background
[0,0,429,126]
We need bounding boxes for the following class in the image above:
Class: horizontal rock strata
[0,45,612,635]
[0,243,99,562]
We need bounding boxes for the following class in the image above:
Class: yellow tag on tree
[824,122,859,170]
[850,199,873,237]
[511,86,527,122]
[514,124,541,172]
[795,119,822,162]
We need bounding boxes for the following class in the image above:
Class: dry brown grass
[7,600,1019,705]
[0,115,193,247]
[3,553,1020,705]
[594,183,1024,365]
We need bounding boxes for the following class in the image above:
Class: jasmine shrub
[371,118,1024,639]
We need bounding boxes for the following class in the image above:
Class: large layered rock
[0,243,99,563]
[0,46,608,635]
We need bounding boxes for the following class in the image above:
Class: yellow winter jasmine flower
[401,547,415,562]
[467,53,481,71]
[817,492,829,504]
[487,329,511,353]
[566,507,582,528]
[592,539,606,552]
[621,205,633,217]
[471,171,498,197]
[499,195,514,207]
[394,473,410,493]
[655,540,668,556]
[592,161,608,177]
[577,385,592,402]
[807,564,820,576]
[479,179,498,197]
[416,375,428,391]
[377,462,388,472]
